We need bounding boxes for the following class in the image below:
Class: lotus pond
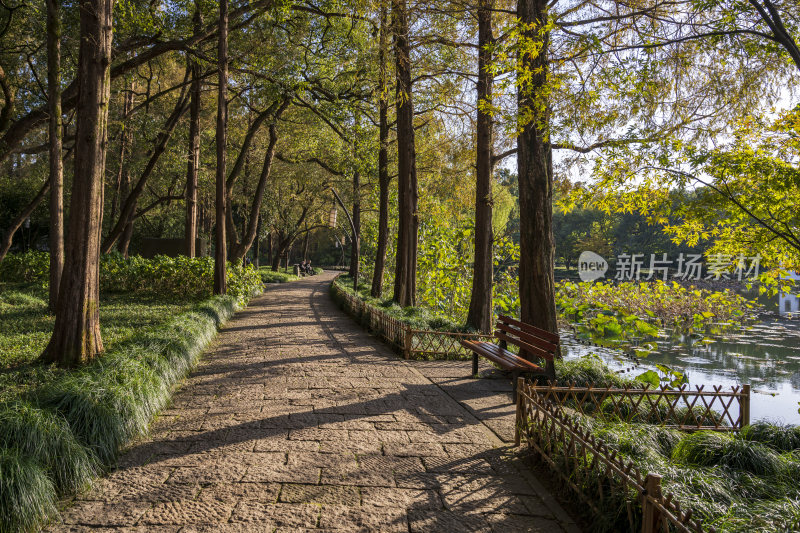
[560,285,800,423]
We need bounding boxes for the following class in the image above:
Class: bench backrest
[495,314,559,361]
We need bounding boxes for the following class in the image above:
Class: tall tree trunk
[349,167,361,281]
[185,5,202,258]
[0,178,50,262]
[253,214,261,267]
[46,0,64,312]
[118,215,133,256]
[116,127,132,258]
[214,0,228,294]
[391,0,418,307]
[270,246,281,271]
[466,0,495,333]
[267,231,273,269]
[371,5,390,298]
[517,0,559,351]
[41,0,113,366]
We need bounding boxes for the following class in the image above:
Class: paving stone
[59,502,151,527]
[279,484,360,505]
[360,487,443,510]
[408,509,492,532]
[197,482,281,503]
[139,499,234,525]
[319,504,407,531]
[229,501,320,527]
[486,513,564,532]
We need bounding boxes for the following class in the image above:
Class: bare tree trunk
[371,4,390,299]
[0,178,50,262]
[466,0,494,333]
[253,214,261,267]
[270,233,283,271]
[349,166,360,281]
[267,231,273,269]
[302,226,309,261]
[517,0,559,351]
[46,0,64,312]
[118,216,133,257]
[41,0,113,366]
[391,0,418,307]
[185,5,202,258]
[214,0,228,294]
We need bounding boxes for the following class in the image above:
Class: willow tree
[42,0,114,365]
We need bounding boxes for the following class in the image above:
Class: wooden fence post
[641,474,662,533]
[741,384,751,428]
[515,376,525,446]
[403,325,412,360]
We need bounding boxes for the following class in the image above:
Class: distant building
[779,271,800,316]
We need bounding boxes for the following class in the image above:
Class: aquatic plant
[557,280,759,341]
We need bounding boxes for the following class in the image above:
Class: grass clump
[740,421,800,452]
[565,422,800,532]
[0,448,57,533]
[0,401,97,493]
[553,355,633,388]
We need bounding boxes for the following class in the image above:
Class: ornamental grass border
[514,378,753,533]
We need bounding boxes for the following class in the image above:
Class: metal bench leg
[472,353,479,377]
[512,370,520,401]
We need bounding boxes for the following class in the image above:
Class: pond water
[561,289,800,424]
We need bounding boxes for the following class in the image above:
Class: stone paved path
[51,272,579,532]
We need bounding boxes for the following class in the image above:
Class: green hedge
[0,295,239,532]
[0,251,263,300]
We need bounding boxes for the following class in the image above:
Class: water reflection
[562,317,800,424]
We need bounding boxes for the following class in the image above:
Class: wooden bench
[460,315,559,397]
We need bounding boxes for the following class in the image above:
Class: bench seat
[460,315,559,398]
[460,340,544,373]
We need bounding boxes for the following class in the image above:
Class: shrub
[260,268,298,284]
[557,280,759,339]
[0,251,263,300]
[0,250,49,283]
